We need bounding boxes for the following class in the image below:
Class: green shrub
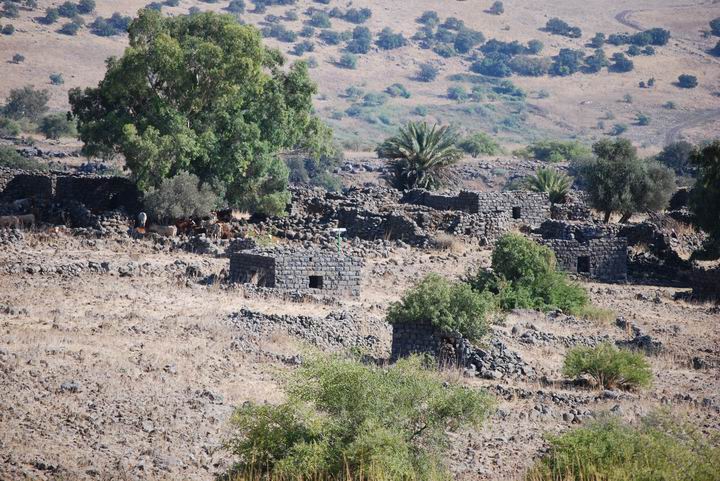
[0,146,47,170]
[417,63,439,82]
[49,73,65,85]
[0,117,21,136]
[337,52,357,69]
[227,354,494,481]
[376,27,407,50]
[143,171,220,223]
[38,112,76,139]
[635,113,650,126]
[59,22,80,35]
[2,85,50,122]
[387,273,494,342]
[678,74,698,88]
[563,343,652,390]
[516,140,591,163]
[457,131,502,157]
[2,24,15,35]
[447,85,468,101]
[610,123,628,136]
[385,83,410,98]
[467,234,590,315]
[527,413,720,481]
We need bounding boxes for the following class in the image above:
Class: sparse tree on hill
[417,63,439,82]
[677,74,698,88]
[377,122,463,190]
[2,85,50,121]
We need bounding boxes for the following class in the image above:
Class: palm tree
[376,121,463,190]
[524,167,572,204]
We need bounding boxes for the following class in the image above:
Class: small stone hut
[537,220,628,281]
[229,247,362,296]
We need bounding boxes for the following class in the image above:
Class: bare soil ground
[1,231,718,481]
[2,0,719,150]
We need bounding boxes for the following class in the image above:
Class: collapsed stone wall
[0,168,139,213]
[691,266,720,299]
[230,248,362,296]
[542,238,628,281]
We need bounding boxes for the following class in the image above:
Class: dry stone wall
[403,189,550,228]
[0,168,139,213]
[230,248,362,296]
[691,266,720,299]
[542,238,628,281]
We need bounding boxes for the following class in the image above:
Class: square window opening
[512,206,522,219]
[309,275,324,289]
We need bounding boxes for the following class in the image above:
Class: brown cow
[0,216,18,228]
[148,224,177,237]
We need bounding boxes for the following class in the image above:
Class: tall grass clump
[225,354,494,481]
[467,233,590,315]
[526,413,720,481]
[387,273,495,342]
[563,343,652,390]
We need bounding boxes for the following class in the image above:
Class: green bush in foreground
[527,413,720,481]
[387,273,494,342]
[468,234,590,315]
[563,343,652,390]
[226,354,494,481]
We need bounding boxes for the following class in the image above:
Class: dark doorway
[512,206,522,219]
[577,256,591,274]
[309,275,324,289]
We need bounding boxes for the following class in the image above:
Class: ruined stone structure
[691,265,720,299]
[537,220,628,281]
[0,168,139,213]
[402,189,550,228]
[542,238,628,281]
[229,248,362,296]
[390,321,466,363]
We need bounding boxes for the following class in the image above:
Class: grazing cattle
[0,216,18,228]
[16,214,35,228]
[148,224,177,237]
[175,219,196,235]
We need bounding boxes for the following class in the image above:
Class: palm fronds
[377,122,463,190]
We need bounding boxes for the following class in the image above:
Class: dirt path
[665,108,720,145]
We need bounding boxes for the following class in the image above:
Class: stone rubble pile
[227,308,390,356]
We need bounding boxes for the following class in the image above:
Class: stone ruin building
[229,247,363,296]
[274,186,553,248]
[536,220,628,281]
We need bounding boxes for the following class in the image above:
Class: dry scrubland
[1,0,719,150]
[0,231,719,480]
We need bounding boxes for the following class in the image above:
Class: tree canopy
[689,141,720,255]
[69,10,332,215]
[575,139,675,223]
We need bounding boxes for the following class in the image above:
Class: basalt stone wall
[0,168,139,213]
[230,248,363,296]
[336,207,430,245]
[56,176,140,213]
[539,220,618,242]
[403,189,550,228]
[542,238,628,281]
[391,321,444,361]
[0,169,54,200]
[691,266,720,299]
